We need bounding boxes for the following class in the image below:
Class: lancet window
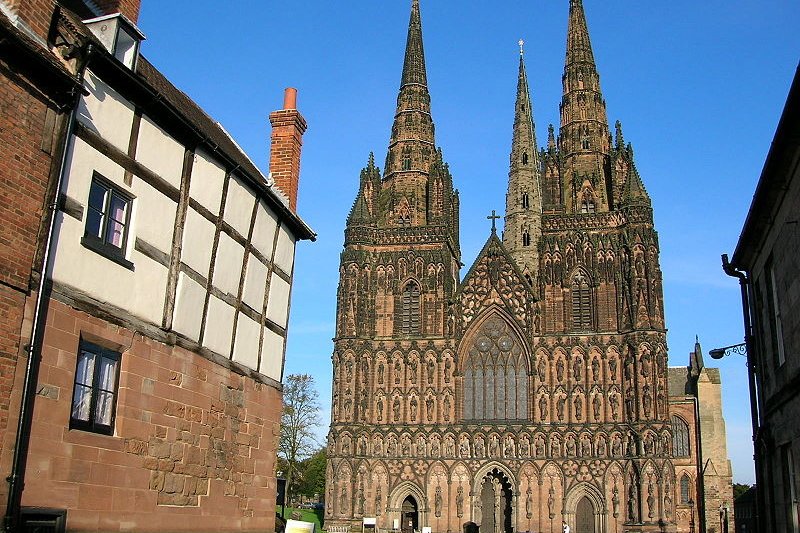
[571,271,593,330]
[671,415,691,457]
[400,281,421,335]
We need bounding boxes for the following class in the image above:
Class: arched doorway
[477,469,513,533]
[401,496,418,533]
[575,496,595,533]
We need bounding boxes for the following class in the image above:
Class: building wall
[732,65,800,533]
[24,298,279,531]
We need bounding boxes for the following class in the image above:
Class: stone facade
[324,2,721,533]
[729,64,800,533]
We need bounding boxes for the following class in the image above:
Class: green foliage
[298,448,327,498]
[733,483,752,500]
[279,375,321,510]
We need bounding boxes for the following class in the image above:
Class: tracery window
[571,271,593,330]
[671,415,691,457]
[400,281,421,335]
[463,316,529,421]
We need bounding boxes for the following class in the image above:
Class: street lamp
[709,343,747,360]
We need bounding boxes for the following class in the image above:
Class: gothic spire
[383,0,436,180]
[560,0,609,157]
[504,42,543,289]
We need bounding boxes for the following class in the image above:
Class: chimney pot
[283,88,298,110]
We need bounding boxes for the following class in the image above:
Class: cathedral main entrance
[478,469,513,533]
[401,496,418,533]
[575,497,596,533]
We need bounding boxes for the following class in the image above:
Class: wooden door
[576,497,595,533]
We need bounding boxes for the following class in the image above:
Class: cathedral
[325,2,731,533]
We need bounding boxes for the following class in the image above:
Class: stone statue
[434,487,443,517]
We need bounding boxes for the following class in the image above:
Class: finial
[518,39,525,56]
[487,210,501,233]
[368,151,375,167]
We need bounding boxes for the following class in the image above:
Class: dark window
[764,259,786,366]
[400,281,420,335]
[522,231,530,247]
[20,508,67,533]
[522,152,528,165]
[680,474,691,504]
[70,340,121,435]
[582,138,590,150]
[671,415,690,457]
[82,174,133,269]
[571,271,592,330]
[580,190,596,214]
[522,193,529,209]
[403,158,411,171]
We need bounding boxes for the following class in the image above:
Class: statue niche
[461,313,530,421]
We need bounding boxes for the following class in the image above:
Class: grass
[283,507,325,531]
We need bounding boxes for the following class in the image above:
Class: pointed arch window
[671,415,691,457]
[400,281,421,335]
[680,474,691,504]
[571,271,593,330]
[463,316,528,421]
[522,231,530,247]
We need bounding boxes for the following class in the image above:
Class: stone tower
[327,2,678,533]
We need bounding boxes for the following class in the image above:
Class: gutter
[3,42,94,533]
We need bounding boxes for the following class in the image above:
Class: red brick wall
[0,49,63,516]
[5,0,57,41]
[93,0,142,23]
[23,298,280,531]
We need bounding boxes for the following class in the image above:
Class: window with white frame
[70,340,121,435]
[82,173,133,268]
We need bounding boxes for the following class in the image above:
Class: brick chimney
[6,0,57,39]
[93,0,142,23]
[269,88,307,211]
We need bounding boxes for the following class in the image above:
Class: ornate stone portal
[327,1,678,533]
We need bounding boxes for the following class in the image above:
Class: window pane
[105,219,125,248]
[75,350,96,386]
[88,181,108,211]
[85,209,104,239]
[71,384,92,422]
[109,193,127,224]
[94,390,115,426]
[98,356,118,392]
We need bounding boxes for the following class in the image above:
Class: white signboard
[286,520,315,533]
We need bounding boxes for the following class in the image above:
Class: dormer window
[83,14,145,70]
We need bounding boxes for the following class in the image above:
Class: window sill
[81,236,135,271]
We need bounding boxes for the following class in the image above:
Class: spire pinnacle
[401,0,427,87]
[518,39,525,56]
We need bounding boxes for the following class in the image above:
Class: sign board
[286,519,315,533]
[422,527,432,533]
[363,518,377,526]
[393,519,400,530]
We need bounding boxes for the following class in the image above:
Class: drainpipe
[691,396,706,533]
[721,254,762,533]
[3,43,94,533]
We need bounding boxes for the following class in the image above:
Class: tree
[733,483,752,500]
[298,448,327,500]
[279,374,321,507]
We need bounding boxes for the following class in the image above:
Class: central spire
[401,0,428,87]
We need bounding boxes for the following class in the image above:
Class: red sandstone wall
[23,298,280,531]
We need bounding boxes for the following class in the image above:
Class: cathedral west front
[325,2,732,533]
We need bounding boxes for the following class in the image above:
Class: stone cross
[487,210,501,232]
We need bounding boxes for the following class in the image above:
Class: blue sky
[138,1,800,485]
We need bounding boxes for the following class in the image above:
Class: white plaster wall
[76,70,134,153]
[190,149,225,215]
[132,177,177,255]
[181,208,215,277]
[204,295,235,357]
[224,174,256,238]
[212,233,244,297]
[251,200,278,259]
[242,253,268,312]
[51,137,168,325]
[260,327,285,381]
[273,225,296,276]
[136,115,185,190]
[232,313,260,370]
[172,272,206,342]
[265,273,290,328]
